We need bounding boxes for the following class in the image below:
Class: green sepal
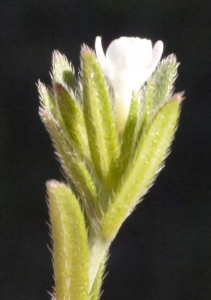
[39,108,102,226]
[101,96,182,242]
[47,181,89,300]
[54,82,90,161]
[81,47,119,183]
[52,50,77,90]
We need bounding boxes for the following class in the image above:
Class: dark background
[1,0,211,299]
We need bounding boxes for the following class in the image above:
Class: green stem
[88,230,109,293]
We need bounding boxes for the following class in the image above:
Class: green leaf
[81,47,119,184]
[135,55,178,148]
[47,181,89,300]
[151,54,178,112]
[38,81,58,118]
[133,81,154,147]
[52,50,77,90]
[119,93,139,173]
[39,108,102,226]
[54,82,90,161]
[101,96,182,242]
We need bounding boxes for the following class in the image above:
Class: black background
[1,1,211,299]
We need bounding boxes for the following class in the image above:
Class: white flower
[95,36,164,131]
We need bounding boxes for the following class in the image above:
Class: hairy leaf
[47,181,89,300]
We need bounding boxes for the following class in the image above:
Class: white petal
[106,37,153,70]
[147,40,164,73]
[134,38,152,67]
[95,36,108,74]
[137,40,163,85]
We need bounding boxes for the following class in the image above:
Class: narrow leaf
[82,47,119,183]
[119,93,139,172]
[54,82,90,161]
[101,96,182,242]
[151,54,178,115]
[52,50,77,90]
[38,81,58,117]
[135,56,178,148]
[39,108,102,226]
[134,80,154,147]
[47,181,89,300]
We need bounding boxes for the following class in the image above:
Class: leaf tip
[53,81,64,94]
[172,92,185,103]
[46,180,61,190]
[81,44,92,56]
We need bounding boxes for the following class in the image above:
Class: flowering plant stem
[88,231,108,292]
[38,36,182,300]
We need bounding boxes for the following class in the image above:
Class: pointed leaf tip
[81,44,93,56]
[46,180,62,189]
[51,50,77,90]
[172,92,185,103]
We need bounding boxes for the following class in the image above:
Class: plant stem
[88,230,109,293]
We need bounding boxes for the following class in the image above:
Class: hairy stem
[88,230,109,293]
